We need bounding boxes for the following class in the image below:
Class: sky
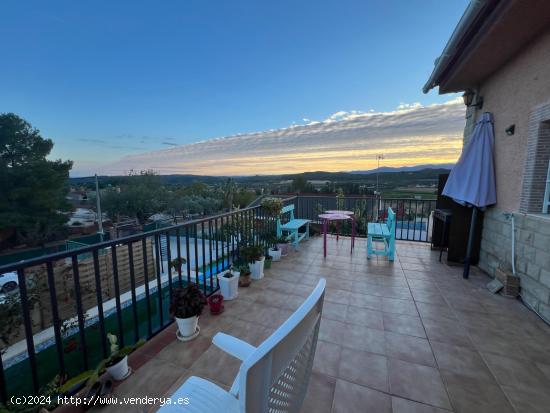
[0,0,470,176]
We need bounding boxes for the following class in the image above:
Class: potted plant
[208,294,224,315]
[277,235,290,257]
[217,270,239,300]
[261,197,283,217]
[267,233,282,261]
[238,264,251,287]
[170,283,206,338]
[170,257,187,274]
[241,244,265,280]
[105,333,131,381]
[264,254,273,269]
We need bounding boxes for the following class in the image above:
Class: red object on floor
[208,294,224,314]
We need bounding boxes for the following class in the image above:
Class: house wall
[469,29,550,321]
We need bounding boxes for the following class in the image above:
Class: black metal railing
[0,194,433,403]
[275,194,436,242]
[0,205,275,403]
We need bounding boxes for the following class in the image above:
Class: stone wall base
[479,207,550,322]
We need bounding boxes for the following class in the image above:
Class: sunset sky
[0,0,469,176]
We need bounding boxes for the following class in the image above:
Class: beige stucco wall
[473,29,550,212]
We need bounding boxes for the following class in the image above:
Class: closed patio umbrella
[442,112,496,278]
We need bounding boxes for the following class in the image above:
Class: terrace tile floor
[95,236,550,413]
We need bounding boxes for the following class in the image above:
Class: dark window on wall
[520,108,550,214]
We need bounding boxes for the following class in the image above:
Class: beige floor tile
[482,352,550,391]
[313,340,342,377]
[385,331,436,367]
[440,370,515,413]
[322,301,349,322]
[422,317,473,348]
[430,341,495,383]
[388,358,451,410]
[391,396,453,413]
[153,335,212,369]
[383,313,426,338]
[332,379,391,413]
[382,297,419,315]
[300,372,336,413]
[342,324,386,355]
[338,347,389,391]
[501,384,550,413]
[345,305,384,329]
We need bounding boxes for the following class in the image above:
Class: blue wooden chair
[276,205,310,250]
[367,207,396,261]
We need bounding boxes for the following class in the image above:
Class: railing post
[127,242,140,343]
[141,237,153,338]
[46,260,67,377]
[111,245,124,346]
[71,256,89,370]
[154,234,164,329]
[16,268,39,393]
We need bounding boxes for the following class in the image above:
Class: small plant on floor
[240,244,264,263]
[103,333,145,381]
[239,263,252,287]
[170,283,207,337]
[170,283,207,319]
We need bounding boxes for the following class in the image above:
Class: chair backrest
[239,279,326,413]
[277,205,295,237]
[281,204,295,220]
[387,207,396,234]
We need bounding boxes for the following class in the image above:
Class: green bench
[276,205,310,250]
[367,207,396,261]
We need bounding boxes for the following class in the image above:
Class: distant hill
[69,166,453,187]
[350,163,454,174]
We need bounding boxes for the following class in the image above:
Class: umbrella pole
[463,206,478,279]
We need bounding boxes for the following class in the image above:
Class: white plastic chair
[158,279,326,413]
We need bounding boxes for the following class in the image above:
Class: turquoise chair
[367,207,396,261]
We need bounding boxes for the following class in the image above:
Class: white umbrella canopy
[442,112,497,279]
[443,112,496,208]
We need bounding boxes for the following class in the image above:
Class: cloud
[96,98,465,176]
[77,138,108,144]
[161,141,179,146]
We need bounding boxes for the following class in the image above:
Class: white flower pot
[106,355,129,381]
[278,243,290,256]
[249,257,265,280]
[217,273,239,300]
[176,315,199,337]
[268,248,282,261]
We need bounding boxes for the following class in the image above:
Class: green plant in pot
[240,244,265,280]
[170,257,187,274]
[261,197,283,217]
[277,235,290,257]
[264,254,272,269]
[238,264,252,287]
[104,333,143,381]
[170,283,206,338]
[217,268,239,300]
[266,232,282,261]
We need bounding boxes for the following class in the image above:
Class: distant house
[424,0,550,320]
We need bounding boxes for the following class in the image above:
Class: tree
[222,178,237,209]
[0,113,73,247]
[290,176,313,193]
[101,170,166,224]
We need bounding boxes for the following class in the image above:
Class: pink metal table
[318,213,356,257]
[325,210,356,248]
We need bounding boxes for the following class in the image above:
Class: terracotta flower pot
[239,272,251,287]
